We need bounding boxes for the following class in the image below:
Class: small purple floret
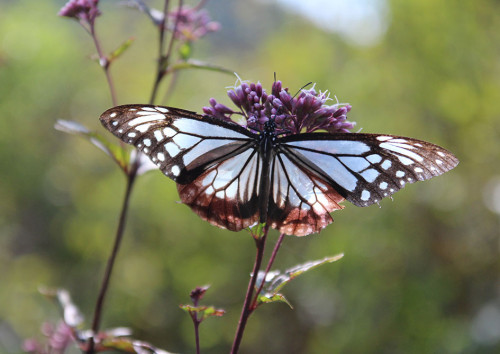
[204,79,355,135]
[58,0,100,25]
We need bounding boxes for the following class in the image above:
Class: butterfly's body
[100,104,458,236]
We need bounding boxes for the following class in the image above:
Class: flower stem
[149,0,183,104]
[250,232,286,309]
[86,171,137,354]
[193,318,201,354]
[231,226,269,354]
[89,22,118,106]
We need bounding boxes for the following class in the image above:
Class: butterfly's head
[263,119,276,134]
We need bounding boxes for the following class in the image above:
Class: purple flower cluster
[23,321,74,354]
[204,80,355,135]
[169,5,221,42]
[58,0,100,26]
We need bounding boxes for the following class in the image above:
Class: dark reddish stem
[89,22,118,106]
[231,227,269,354]
[149,0,183,104]
[86,168,137,354]
[250,232,286,310]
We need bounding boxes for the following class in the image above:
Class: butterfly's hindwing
[177,148,263,231]
[267,152,345,236]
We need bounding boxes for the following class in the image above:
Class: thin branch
[231,227,269,354]
[86,169,137,354]
[90,23,118,106]
[149,0,183,104]
[250,232,286,310]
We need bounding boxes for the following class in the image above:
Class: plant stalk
[231,227,269,354]
[86,171,137,354]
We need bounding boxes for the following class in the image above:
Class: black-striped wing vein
[278,133,459,207]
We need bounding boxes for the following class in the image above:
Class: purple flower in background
[58,0,100,26]
[23,321,74,354]
[204,79,355,135]
[169,5,221,42]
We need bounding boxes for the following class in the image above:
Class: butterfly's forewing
[267,152,345,236]
[279,133,459,207]
[100,104,262,231]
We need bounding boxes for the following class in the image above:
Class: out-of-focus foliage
[1,0,499,353]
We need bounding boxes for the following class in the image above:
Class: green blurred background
[1,0,500,353]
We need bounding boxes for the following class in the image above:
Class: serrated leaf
[167,59,234,75]
[109,37,135,63]
[257,292,293,309]
[264,254,344,295]
[55,120,130,171]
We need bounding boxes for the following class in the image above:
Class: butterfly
[100,104,459,236]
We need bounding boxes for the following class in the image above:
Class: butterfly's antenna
[293,82,313,98]
[274,72,277,83]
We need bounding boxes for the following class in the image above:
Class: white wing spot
[381,160,392,170]
[157,152,165,161]
[165,143,180,157]
[437,151,445,157]
[154,130,164,142]
[400,180,405,186]
[436,159,443,165]
[156,106,169,113]
[379,182,388,190]
[414,143,423,147]
[129,108,137,111]
[110,112,117,118]
[128,114,163,126]
[397,155,414,165]
[361,190,371,201]
[163,127,177,138]
[128,132,137,138]
[118,129,123,133]
[141,107,157,112]
[171,165,180,177]
[361,169,379,182]
[143,147,149,153]
[143,138,152,147]
[112,120,118,126]
[136,123,153,133]
[377,136,393,141]
[396,170,405,178]
[367,154,382,164]
[414,167,424,173]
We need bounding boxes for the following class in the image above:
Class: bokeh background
[1,0,500,353]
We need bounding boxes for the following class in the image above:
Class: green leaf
[178,42,192,60]
[109,37,135,63]
[55,120,130,172]
[260,254,344,297]
[180,305,225,321]
[248,222,267,238]
[167,59,234,75]
[257,292,293,309]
